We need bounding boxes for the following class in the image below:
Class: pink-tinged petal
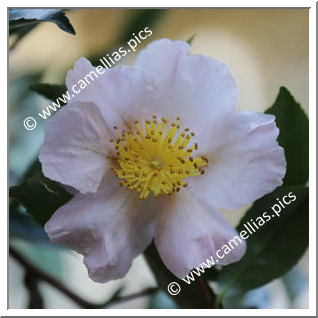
[44,173,155,283]
[66,57,99,103]
[135,39,190,91]
[39,101,111,194]
[66,57,155,129]
[189,111,286,210]
[134,39,238,128]
[155,190,246,279]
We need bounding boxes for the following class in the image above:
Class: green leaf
[265,87,309,186]
[204,266,221,282]
[144,242,218,308]
[10,23,37,43]
[30,83,67,102]
[9,173,72,227]
[21,158,42,181]
[216,186,308,307]
[9,9,75,35]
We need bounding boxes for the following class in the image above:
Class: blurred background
[9,8,309,309]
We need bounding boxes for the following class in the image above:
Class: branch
[102,287,158,308]
[9,246,157,308]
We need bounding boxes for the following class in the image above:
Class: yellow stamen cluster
[110,116,207,200]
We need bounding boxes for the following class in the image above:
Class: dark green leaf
[9,9,75,35]
[21,158,41,181]
[216,186,308,306]
[204,266,221,282]
[10,24,37,43]
[9,173,72,227]
[144,242,218,308]
[265,87,309,186]
[30,83,67,102]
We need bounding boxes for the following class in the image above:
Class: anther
[110,116,207,200]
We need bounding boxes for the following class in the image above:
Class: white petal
[66,57,99,103]
[44,173,155,283]
[189,111,286,210]
[39,101,111,194]
[135,39,190,91]
[155,190,246,279]
[66,57,155,128]
[135,39,238,128]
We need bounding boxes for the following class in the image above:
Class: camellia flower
[40,39,286,282]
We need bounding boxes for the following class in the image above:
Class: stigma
[110,116,207,200]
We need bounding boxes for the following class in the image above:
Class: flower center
[110,116,207,200]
